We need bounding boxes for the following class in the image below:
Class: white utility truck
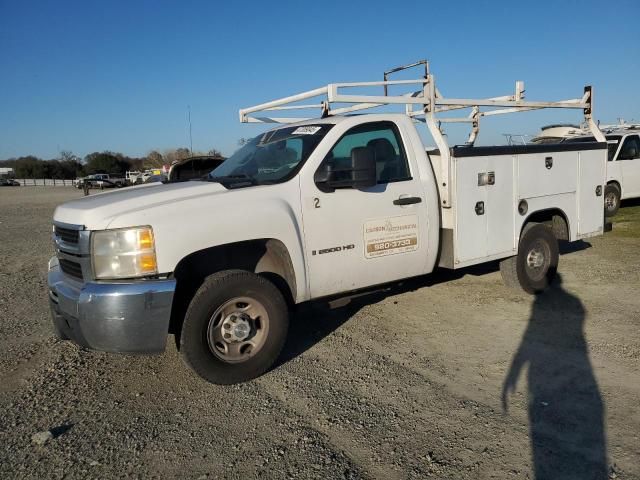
[48,61,608,384]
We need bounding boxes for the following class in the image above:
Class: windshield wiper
[207,174,258,188]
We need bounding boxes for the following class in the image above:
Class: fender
[107,180,310,302]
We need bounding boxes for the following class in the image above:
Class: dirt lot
[0,187,638,479]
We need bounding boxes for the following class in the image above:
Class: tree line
[0,148,223,179]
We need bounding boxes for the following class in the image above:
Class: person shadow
[502,274,608,479]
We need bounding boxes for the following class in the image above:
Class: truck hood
[53,181,228,230]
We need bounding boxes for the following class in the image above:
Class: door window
[618,135,640,160]
[321,122,411,184]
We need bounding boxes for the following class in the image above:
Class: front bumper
[48,257,176,353]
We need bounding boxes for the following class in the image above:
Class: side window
[607,141,619,162]
[323,122,411,183]
[618,135,640,160]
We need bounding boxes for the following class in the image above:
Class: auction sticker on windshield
[292,126,322,135]
[364,214,419,259]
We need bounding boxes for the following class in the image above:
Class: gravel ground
[0,187,638,479]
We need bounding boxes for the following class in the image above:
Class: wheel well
[521,208,570,241]
[607,180,621,196]
[168,239,296,335]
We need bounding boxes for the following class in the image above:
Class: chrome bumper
[47,257,176,354]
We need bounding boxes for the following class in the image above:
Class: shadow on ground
[502,274,608,479]
[279,240,607,479]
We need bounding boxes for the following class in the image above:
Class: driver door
[618,135,640,198]
[299,120,429,298]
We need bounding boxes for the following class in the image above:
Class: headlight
[91,226,158,279]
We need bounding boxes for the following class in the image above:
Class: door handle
[393,196,422,206]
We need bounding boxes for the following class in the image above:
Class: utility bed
[430,142,607,268]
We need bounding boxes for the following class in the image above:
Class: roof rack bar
[239,86,328,122]
[263,104,325,111]
[437,117,476,123]
[244,117,313,124]
[383,60,429,96]
[330,91,423,116]
[435,95,516,113]
[335,79,427,88]
[435,98,588,109]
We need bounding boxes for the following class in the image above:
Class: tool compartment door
[577,148,606,237]
[486,155,516,257]
[453,156,488,263]
[518,151,578,198]
[452,155,516,265]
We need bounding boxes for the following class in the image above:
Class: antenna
[187,105,193,155]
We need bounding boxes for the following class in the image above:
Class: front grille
[59,259,83,280]
[54,226,79,244]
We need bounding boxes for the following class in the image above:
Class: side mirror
[315,146,377,192]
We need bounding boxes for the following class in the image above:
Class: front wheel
[500,223,559,294]
[180,270,289,384]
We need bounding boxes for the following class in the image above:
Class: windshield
[565,135,621,161]
[208,124,333,186]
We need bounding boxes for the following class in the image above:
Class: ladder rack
[239,60,605,208]
[597,120,640,134]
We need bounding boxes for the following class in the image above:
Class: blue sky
[1,0,639,159]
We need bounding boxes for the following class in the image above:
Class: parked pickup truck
[76,173,126,189]
[48,62,608,384]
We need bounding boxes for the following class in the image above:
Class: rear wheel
[180,270,289,384]
[500,223,559,294]
[604,184,621,217]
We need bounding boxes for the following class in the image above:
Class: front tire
[180,270,289,385]
[500,223,559,294]
[604,184,620,217]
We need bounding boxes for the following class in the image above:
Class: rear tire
[604,184,620,217]
[180,270,289,385]
[500,223,559,294]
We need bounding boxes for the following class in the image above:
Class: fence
[14,179,78,187]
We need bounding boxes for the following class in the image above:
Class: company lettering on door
[363,215,419,259]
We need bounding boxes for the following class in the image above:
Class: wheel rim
[206,296,269,363]
[605,191,617,211]
[525,240,551,282]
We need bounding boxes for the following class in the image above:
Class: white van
[564,125,640,216]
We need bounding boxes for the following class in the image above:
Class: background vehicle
[143,174,167,184]
[529,124,583,144]
[0,167,16,178]
[132,169,164,185]
[48,61,607,385]
[564,124,640,216]
[0,178,20,186]
[76,173,126,189]
[169,155,225,182]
